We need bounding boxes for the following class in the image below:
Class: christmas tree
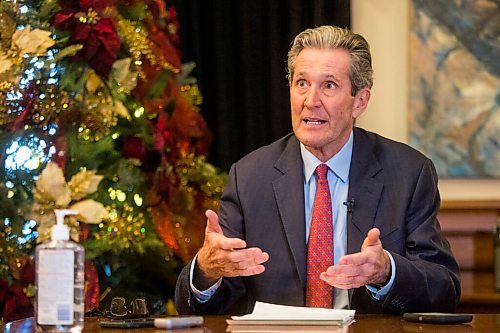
[0,0,226,322]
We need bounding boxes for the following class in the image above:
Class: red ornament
[122,135,147,160]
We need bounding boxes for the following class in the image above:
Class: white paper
[230,302,355,322]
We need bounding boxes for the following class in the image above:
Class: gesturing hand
[194,210,269,289]
[320,228,390,289]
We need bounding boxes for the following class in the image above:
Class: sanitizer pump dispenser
[35,209,85,332]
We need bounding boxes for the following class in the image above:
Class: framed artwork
[408,0,499,178]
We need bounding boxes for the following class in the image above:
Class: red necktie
[306,163,333,308]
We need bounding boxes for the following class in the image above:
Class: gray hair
[287,25,373,96]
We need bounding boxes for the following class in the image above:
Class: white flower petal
[36,163,71,206]
[69,200,108,224]
[13,25,55,55]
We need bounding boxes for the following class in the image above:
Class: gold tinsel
[117,19,156,80]
[180,84,203,107]
[94,204,146,249]
[117,16,180,76]
[175,152,226,199]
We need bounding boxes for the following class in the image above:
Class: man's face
[290,48,369,161]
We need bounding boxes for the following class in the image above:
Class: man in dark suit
[175,26,460,315]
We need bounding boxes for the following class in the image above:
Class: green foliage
[147,70,172,100]
[0,0,227,320]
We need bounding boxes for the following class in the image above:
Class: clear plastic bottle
[35,209,85,332]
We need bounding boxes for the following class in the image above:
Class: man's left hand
[320,228,390,289]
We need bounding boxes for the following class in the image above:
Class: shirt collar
[300,130,353,184]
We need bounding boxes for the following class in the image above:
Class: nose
[304,85,321,109]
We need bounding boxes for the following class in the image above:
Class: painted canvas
[408,0,499,177]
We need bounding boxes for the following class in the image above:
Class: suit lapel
[347,128,384,254]
[269,130,391,289]
[272,136,307,287]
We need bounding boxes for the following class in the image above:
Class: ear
[352,88,371,118]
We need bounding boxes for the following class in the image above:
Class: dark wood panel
[438,200,500,313]
[445,233,493,270]
[459,271,500,313]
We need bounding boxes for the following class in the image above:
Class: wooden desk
[3,315,500,333]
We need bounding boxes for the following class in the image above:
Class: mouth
[303,118,327,125]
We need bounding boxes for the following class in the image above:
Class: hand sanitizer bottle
[35,209,85,332]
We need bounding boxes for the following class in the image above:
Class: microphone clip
[343,199,355,214]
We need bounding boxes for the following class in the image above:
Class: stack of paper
[226,302,355,332]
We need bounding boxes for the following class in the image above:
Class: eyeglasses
[106,297,150,319]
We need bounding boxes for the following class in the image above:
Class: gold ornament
[78,70,131,140]
[32,85,73,127]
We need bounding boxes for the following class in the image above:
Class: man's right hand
[194,209,269,290]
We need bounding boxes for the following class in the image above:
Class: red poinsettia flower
[51,7,120,77]
[50,9,76,30]
[0,257,35,322]
[58,0,115,13]
[72,18,120,77]
[79,0,114,11]
[2,283,33,322]
[153,112,174,152]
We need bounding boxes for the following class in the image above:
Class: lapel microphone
[343,199,355,213]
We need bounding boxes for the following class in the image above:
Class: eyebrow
[324,74,340,82]
[293,72,341,82]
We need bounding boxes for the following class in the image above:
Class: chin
[295,135,325,149]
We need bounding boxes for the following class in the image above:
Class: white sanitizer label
[37,249,75,325]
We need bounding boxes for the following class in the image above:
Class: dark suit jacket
[175,127,461,315]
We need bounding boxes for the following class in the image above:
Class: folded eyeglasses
[105,297,150,319]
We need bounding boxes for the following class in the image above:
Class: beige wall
[351,0,500,202]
